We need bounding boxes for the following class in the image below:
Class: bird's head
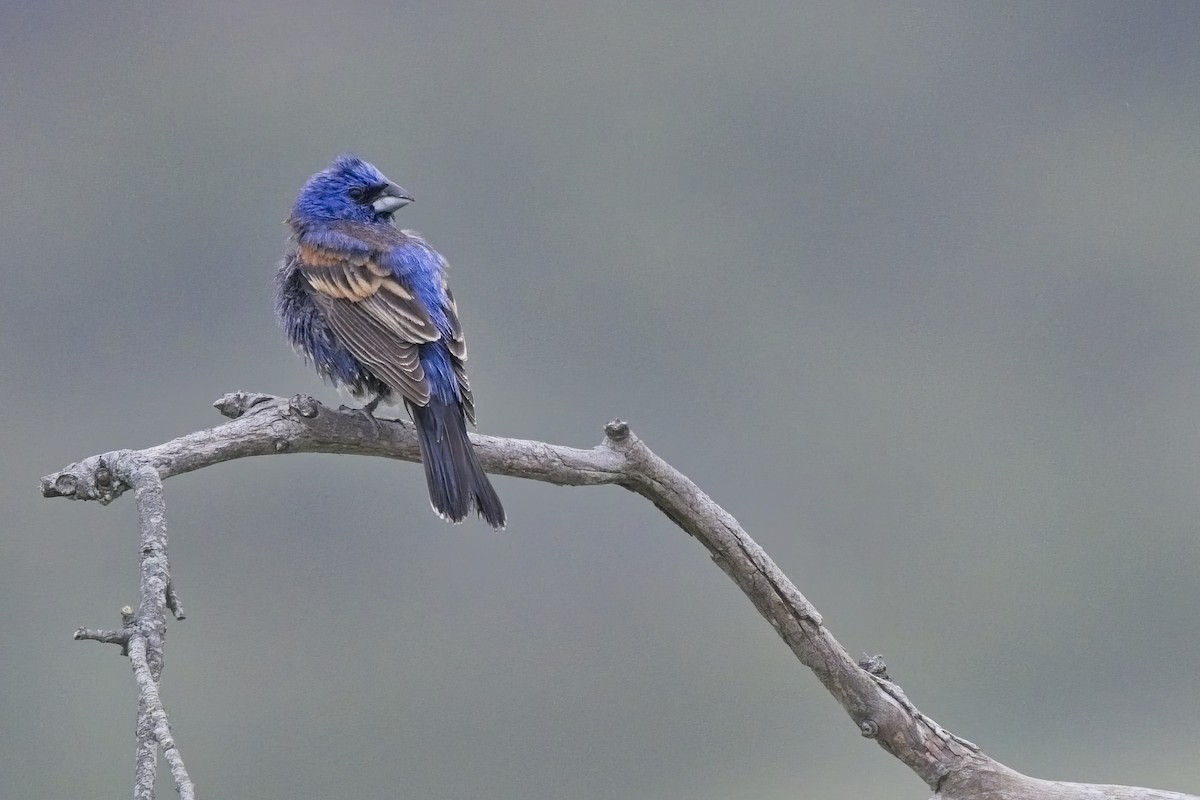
[290,154,413,226]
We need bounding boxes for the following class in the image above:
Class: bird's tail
[408,398,505,529]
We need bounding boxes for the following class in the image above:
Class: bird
[274,154,505,528]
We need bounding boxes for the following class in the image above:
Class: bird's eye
[347,187,367,202]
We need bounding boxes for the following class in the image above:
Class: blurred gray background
[4,2,1199,798]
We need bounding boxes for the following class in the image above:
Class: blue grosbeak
[275,155,505,528]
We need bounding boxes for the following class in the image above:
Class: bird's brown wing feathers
[297,242,439,407]
[444,287,475,425]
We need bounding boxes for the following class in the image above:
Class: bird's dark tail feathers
[408,398,505,529]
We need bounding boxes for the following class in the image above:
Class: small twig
[165,581,186,621]
[74,626,131,655]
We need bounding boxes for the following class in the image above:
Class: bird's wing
[297,242,439,406]
[444,287,476,425]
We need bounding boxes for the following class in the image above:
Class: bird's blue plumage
[275,155,504,528]
[290,154,394,224]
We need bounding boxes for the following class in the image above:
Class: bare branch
[42,393,623,504]
[70,455,194,800]
[44,393,1197,800]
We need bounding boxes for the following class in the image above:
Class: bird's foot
[341,396,387,436]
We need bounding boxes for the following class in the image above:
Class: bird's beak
[372,182,413,215]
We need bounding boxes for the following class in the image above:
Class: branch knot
[604,419,630,442]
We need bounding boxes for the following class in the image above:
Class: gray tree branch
[42,392,1197,800]
[71,456,194,800]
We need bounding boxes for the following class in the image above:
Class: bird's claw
[340,396,388,436]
